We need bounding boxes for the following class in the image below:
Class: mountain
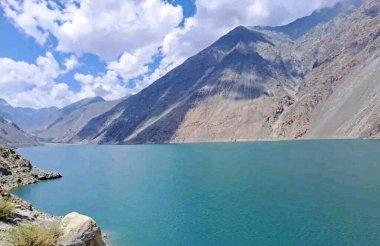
[38,97,120,142]
[0,97,120,143]
[278,0,380,139]
[0,100,60,133]
[0,117,39,148]
[73,0,378,144]
[265,0,363,38]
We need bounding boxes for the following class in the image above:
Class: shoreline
[0,146,107,246]
[22,137,380,149]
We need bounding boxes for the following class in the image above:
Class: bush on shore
[8,225,61,246]
[0,199,15,219]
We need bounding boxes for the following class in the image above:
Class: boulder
[58,212,106,246]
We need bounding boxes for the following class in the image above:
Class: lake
[14,140,380,245]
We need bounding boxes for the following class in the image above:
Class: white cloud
[1,0,183,61]
[0,0,343,108]
[63,55,79,73]
[0,53,125,108]
[0,52,73,108]
[74,71,128,101]
[107,44,158,81]
[111,0,343,93]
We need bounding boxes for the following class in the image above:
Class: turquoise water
[14,140,380,245]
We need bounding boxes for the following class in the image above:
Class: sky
[0,0,340,109]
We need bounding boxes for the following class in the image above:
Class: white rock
[58,212,106,246]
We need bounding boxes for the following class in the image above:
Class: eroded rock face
[58,212,106,246]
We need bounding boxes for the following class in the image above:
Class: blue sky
[0,0,339,108]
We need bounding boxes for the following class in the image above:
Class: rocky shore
[0,146,107,246]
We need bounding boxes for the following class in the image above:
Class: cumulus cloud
[0,0,343,108]
[74,71,128,101]
[0,53,125,108]
[1,0,183,61]
[0,52,73,108]
[63,55,79,73]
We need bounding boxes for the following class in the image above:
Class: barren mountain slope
[74,0,378,144]
[74,26,303,143]
[277,0,380,139]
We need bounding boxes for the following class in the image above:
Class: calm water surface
[14,140,380,245]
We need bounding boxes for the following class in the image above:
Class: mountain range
[0,117,38,148]
[1,0,379,147]
[0,97,120,146]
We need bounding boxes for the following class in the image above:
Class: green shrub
[8,225,61,246]
[0,199,15,219]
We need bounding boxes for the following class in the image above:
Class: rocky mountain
[0,117,39,148]
[73,0,378,144]
[37,96,120,143]
[277,0,380,139]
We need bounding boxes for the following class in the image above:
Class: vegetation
[8,225,61,246]
[0,198,15,219]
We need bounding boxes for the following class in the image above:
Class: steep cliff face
[75,0,378,144]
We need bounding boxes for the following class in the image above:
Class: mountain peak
[211,25,274,51]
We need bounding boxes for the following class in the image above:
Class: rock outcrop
[0,146,106,246]
[58,212,106,246]
[0,146,61,190]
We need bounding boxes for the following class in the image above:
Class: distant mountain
[73,0,379,144]
[0,97,120,143]
[0,117,39,148]
[0,100,60,133]
[38,97,120,143]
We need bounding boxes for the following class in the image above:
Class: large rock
[58,212,106,246]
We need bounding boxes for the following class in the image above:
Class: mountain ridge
[72,0,379,144]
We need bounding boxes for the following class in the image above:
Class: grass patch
[8,225,61,246]
[0,199,15,219]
